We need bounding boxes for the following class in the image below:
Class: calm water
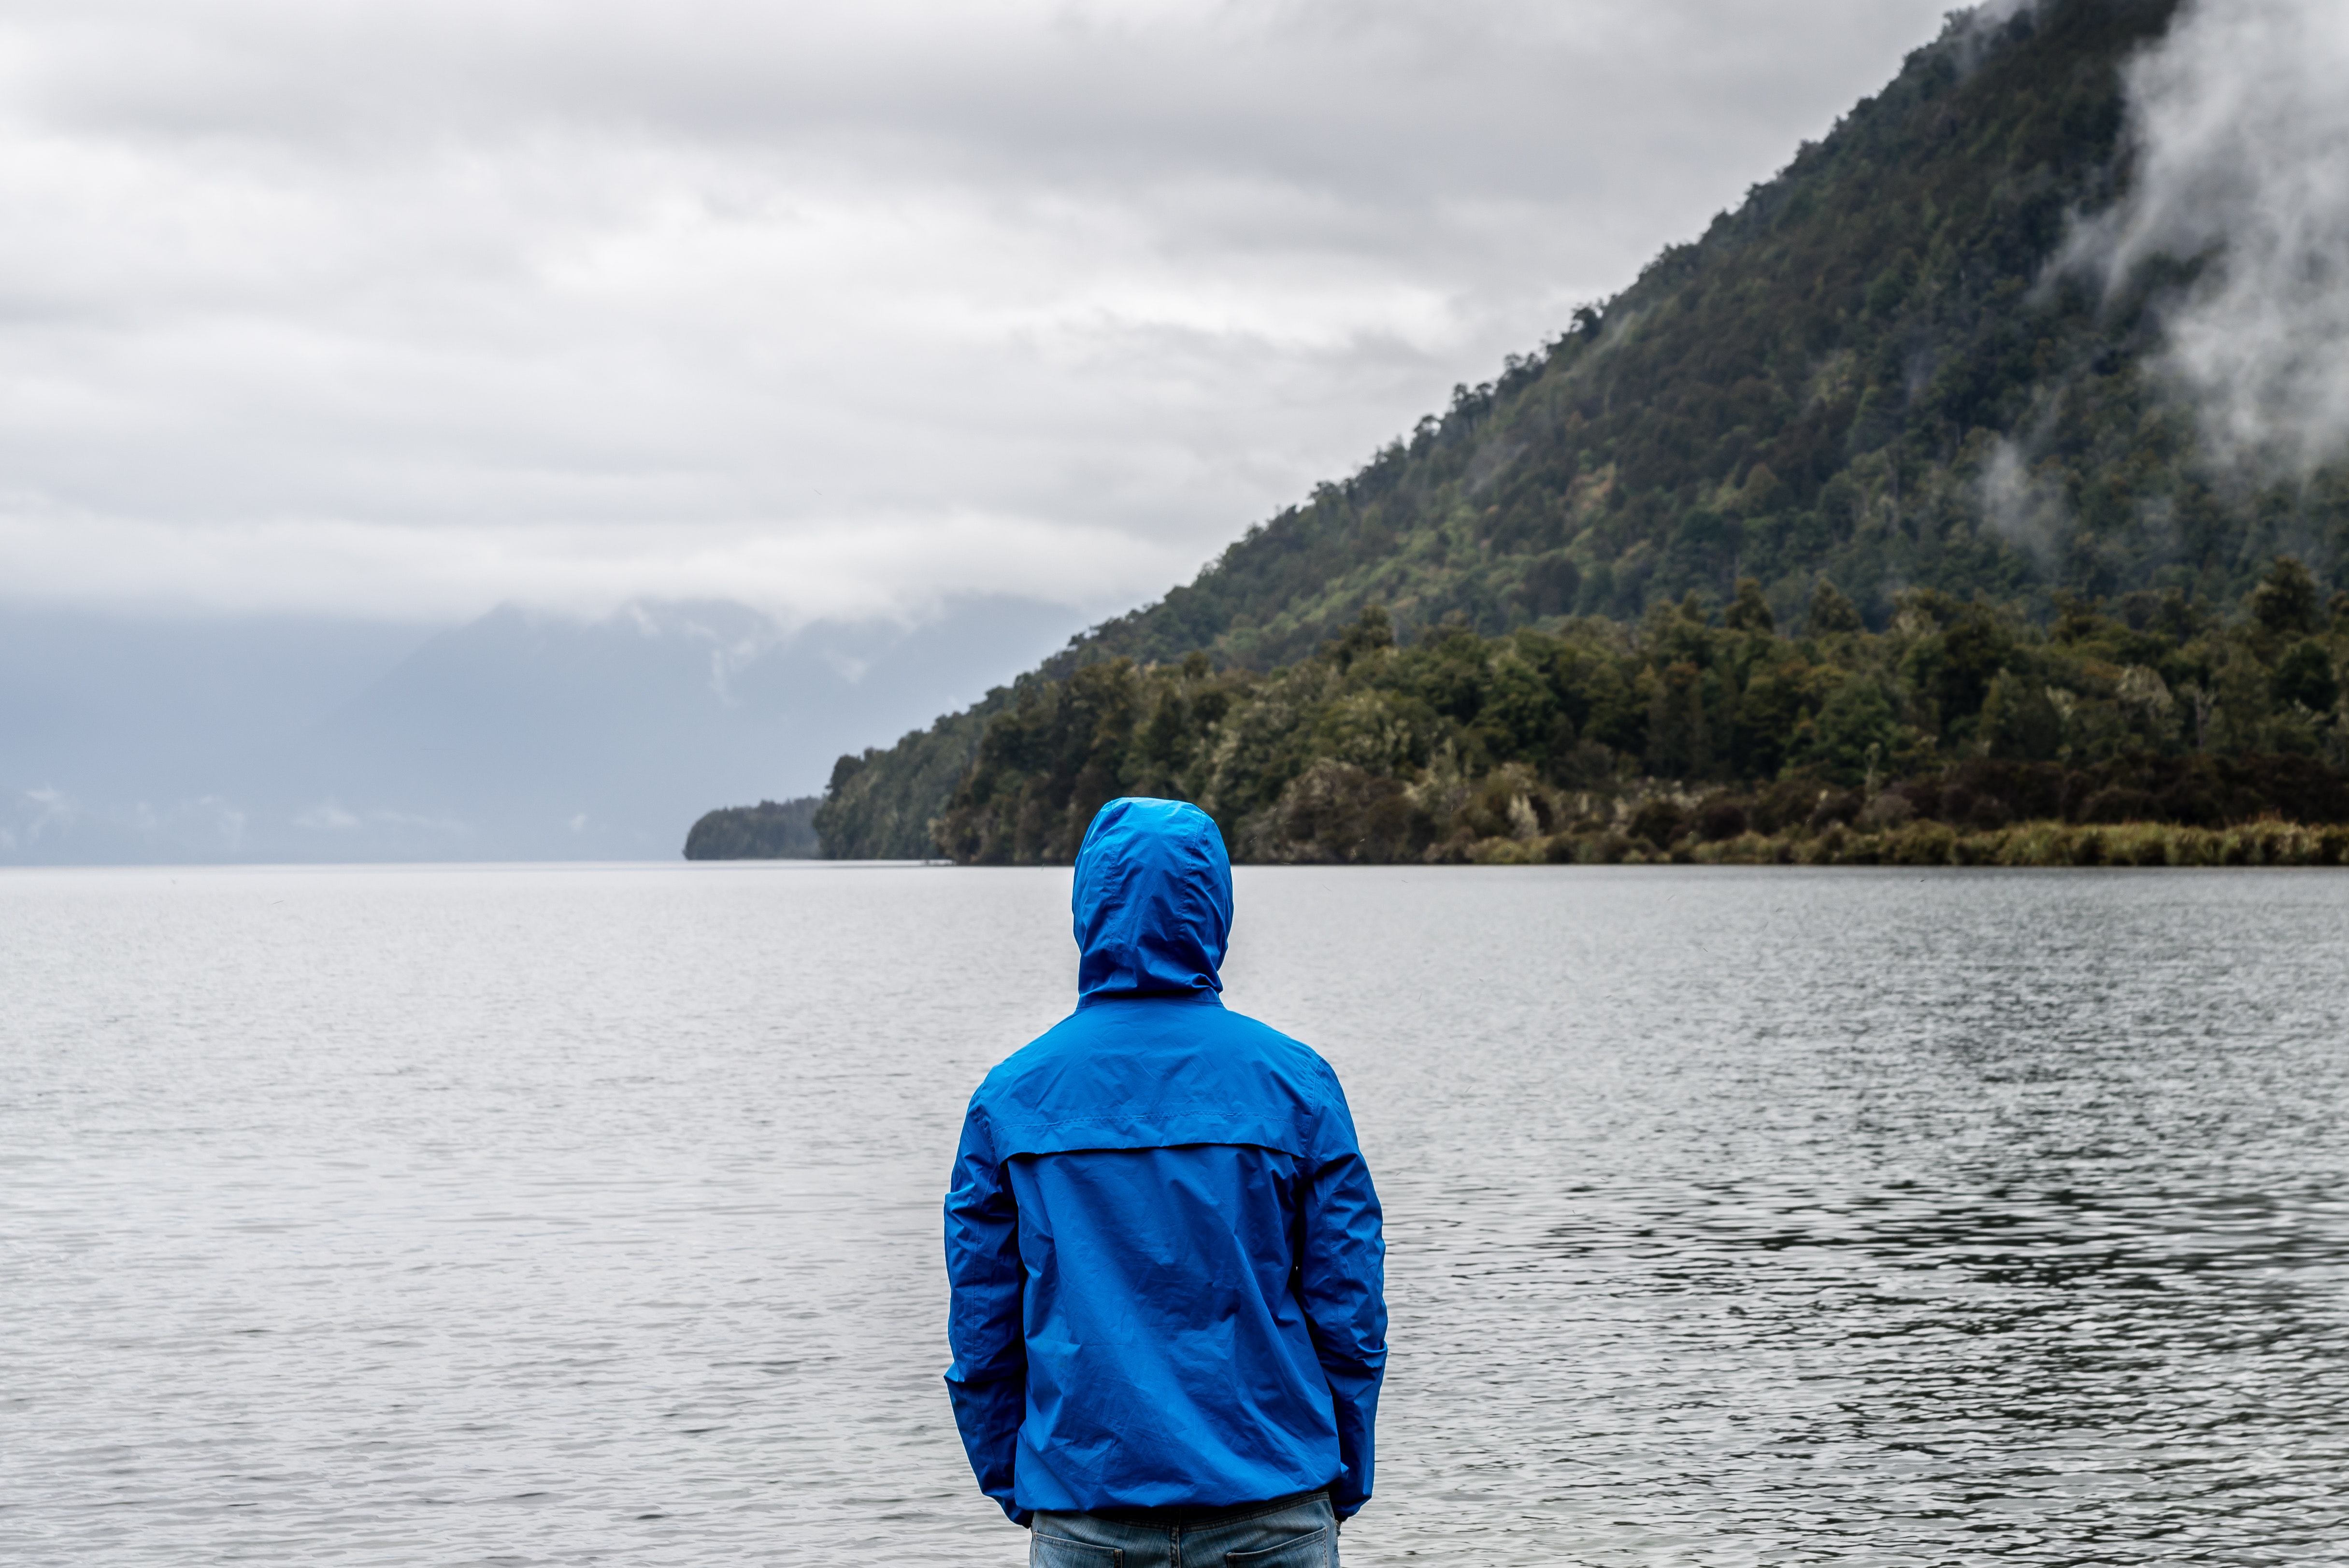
[4,864,2346,1565]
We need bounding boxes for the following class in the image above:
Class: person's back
[944,798,1387,1565]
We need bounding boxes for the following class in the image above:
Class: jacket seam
[997,1102,1324,1129]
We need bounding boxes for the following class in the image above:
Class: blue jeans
[1029,1490,1338,1567]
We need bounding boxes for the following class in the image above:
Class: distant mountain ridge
[811,0,2349,858]
[0,594,1082,863]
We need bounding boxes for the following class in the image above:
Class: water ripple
[3,864,2345,1564]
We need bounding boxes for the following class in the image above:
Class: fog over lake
[5,864,2345,1564]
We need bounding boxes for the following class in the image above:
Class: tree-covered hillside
[684,795,821,858]
[933,563,2349,865]
[1053,0,2338,672]
[795,0,2349,862]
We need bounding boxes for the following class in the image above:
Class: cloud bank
[2070,0,2349,477]
[0,0,1960,625]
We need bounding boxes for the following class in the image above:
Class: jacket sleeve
[1297,1092,1388,1519]
[942,1104,1031,1526]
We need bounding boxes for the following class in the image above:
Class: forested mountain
[915,568,2349,866]
[684,796,822,859]
[1059,0,2304,669]
[808,0,2349,864]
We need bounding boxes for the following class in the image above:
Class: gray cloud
[1978,436,2072,565]
[2066,0,2349,477]
[0,0,1960,625]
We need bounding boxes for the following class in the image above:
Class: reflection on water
[2,864,2344,1565]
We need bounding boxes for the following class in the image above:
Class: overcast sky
[0,0,1969,628]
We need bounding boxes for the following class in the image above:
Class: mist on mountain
[2061,0,2349,478]
[803,0,2349,862]
[1018,0,2343,680]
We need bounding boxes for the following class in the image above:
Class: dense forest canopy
[684,795,821,859]
[920,562,2349,866]
[759,0,2349,866]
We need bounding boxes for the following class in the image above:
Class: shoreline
[1464,818,2349,868]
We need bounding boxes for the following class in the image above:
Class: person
[943,797,1388,1567]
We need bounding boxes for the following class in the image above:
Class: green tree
[2272,640,2339,713]
[1482,651,1559,760]
[1805,677,1897,781]
[1980,670,2064,762]
[2251,556,2324,640]
[2209,651,2272,754]
[1807,579,1864,635]
[1329,605,1396,669]
[1723,576,1776,633]
[1731,658,1809,777]
[1933,613,2013,733]
[1645,660,1711,777]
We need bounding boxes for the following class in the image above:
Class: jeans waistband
[1091,1487,1328,1529]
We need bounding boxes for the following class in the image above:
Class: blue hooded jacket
[943,798,1387,1525]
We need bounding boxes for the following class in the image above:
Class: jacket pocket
[1223,1524,1334,1567]
[1031,1530,1123,1567]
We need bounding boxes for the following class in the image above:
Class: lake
[4,863,2346,1565]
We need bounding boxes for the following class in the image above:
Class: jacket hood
[1072,797,1232,1001]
